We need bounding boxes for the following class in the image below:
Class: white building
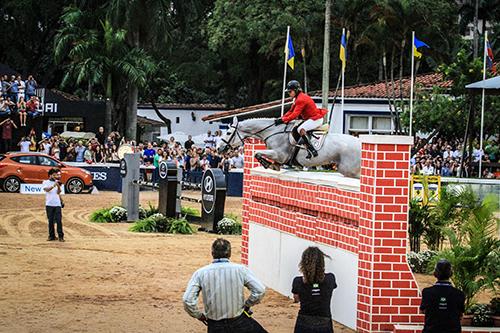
[137,103,225,142]
[203,73,451,135]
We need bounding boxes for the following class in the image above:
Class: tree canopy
[0,0,498,139]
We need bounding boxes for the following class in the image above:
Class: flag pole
[341,28,345,121]
[302,47,308,94]
[281,26,290,117]
[479,30,487,178]
[409,31,415,137]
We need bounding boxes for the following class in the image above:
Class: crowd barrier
[65,162,243,196]
[242,136,422,332]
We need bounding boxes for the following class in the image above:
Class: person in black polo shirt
[292,247,337,333]
[420,259,465,333]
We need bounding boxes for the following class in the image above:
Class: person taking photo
[42,168,64,242]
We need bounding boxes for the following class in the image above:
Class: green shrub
[434,194,500,310]
[407,250,437,273]
[129,217,157,232]
[145,202,159,217]
[181,206,200,217]
[217,217,242,235]
[129,213,172,233]
[168,217,193,234]
[89,208,113,223]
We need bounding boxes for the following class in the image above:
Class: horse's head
[218,116,244,154]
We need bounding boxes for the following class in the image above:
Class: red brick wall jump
[242,136,422,333]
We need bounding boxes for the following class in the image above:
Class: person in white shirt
[17,75,25,100]
[421,159,435,176]
[231,152,244,169]
[42,168,64,242]
[18,137,31,152]
[183,238,266,332]
[204,130,216,149]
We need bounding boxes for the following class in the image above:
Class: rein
[222,121,291,147]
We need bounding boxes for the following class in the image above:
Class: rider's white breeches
[298,118,323,133]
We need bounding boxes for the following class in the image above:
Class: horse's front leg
[254,150,282,169]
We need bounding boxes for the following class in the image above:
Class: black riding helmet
[285,80,301,92]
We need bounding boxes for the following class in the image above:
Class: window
[372,117,392,131]
[37,156,58,166]
[12,155,36,164]
[347,115,393,135]
[350,116,369,131]
[176,117,180,124]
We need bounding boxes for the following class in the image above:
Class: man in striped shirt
[183,238,267,332]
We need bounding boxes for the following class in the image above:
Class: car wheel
[3,176,21,193]
[66,177,83,194]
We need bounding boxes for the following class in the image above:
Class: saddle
[289,123,329,148]
[286,123,329,166]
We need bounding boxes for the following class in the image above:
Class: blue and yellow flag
[413,36,430,58]
[339,30,347,70]
[287,32,295,70]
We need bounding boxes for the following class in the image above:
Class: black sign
[202,169,216,214]
[159,161,168,179]
[119,159,127,177]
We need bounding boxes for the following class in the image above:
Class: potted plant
[434,193,499,313]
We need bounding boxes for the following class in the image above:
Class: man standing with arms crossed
[43,168,64,242]
[183,238,267,332]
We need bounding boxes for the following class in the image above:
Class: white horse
[218,117,361,178]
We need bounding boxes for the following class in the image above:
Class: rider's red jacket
[281,92,327,123]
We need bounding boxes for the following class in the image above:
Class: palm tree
[105,0,200,140]
[54,6,156,135]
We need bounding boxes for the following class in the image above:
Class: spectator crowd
[15,127,244,183]
[0,74,40,126]
[411,136,500,179]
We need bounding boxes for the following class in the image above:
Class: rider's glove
[274,118,284,126]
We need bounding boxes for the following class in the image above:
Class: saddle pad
[288,131,328,151]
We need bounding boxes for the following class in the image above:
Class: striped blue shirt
[183,259,266,320]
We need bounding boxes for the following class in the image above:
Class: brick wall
[242,135,422,332]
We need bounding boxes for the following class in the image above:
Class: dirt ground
[0,191,355,333]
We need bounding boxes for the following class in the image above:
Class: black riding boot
[298,134,318,159]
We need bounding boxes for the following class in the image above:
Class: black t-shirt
[184,140,194,150]
[210,155,221,169]
[292,273,337,318]
[420,281,465,333]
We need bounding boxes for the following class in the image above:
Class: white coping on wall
[394,325,500,332]
[250,167,360,192]
[359,134,413,145]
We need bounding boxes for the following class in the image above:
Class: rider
[274,80,327,158]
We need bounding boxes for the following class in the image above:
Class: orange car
[0,152,93,194]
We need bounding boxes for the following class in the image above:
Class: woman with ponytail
[292,247,337,333]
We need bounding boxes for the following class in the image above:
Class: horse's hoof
[270,164,281,171]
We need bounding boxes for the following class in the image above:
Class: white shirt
[42,179,62,207]
[422,165,435,176]
[204,135,216,148]
[183,259,265,320]
[20,141,30,152]
[231,155,244,168]
[43,142,52,155]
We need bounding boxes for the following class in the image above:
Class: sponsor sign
[159,161,168,180]
[120,159,127,177]
[202,169,216,214]
[21,183,65,194]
